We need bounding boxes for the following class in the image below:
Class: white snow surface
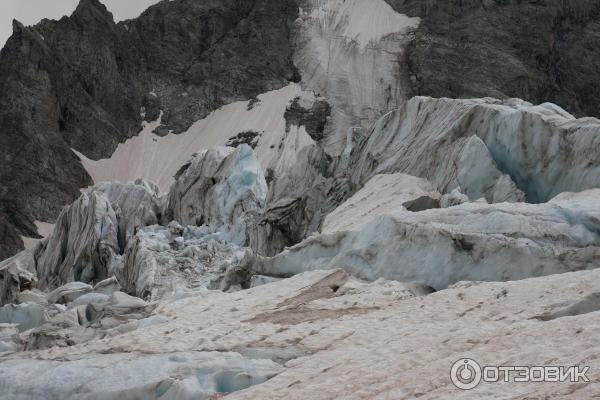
[3,269,600,398]
[321,173,441,234]
[74,84,316,193]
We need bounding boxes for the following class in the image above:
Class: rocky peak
[71,0,115,25]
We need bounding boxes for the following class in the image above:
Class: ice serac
[34,192,119,291]
[32,180,161,292]
[0,252,37,306]
[249,144,339,256]
[294,0,421,156]
[249,190,600,290]
[321,173,441,234]
[165,145,267,245]
[91,179,162,252]
[351,97,600,203]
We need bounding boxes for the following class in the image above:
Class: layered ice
[250,189,600,289]
[165,145,267,245]
[350,97,600,202]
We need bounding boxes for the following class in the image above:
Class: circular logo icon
[451,358,482,390]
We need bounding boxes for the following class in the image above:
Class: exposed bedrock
[384,0,600,118]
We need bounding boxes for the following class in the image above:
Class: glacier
[1,0,600,397]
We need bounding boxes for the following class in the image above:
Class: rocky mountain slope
[1,0,600,398]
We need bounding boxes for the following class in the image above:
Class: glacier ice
[0,351,282,400]
[349,96,600,203]
[34,191,119,291]
[294,0,420,155]
[0,250,37,305]
[91,179,162,252]
[165,145,267,246]
[248,189,600,290]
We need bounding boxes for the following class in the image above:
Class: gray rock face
[385,0,600,118]
[0,0,300,260]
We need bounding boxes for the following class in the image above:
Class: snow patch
[21,221,55,250]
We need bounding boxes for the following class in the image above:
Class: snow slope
[3,269,600,398]
[74,84,316,192]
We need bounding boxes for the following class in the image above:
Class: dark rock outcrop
[385,0,600,117]
[284,97,331,142]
